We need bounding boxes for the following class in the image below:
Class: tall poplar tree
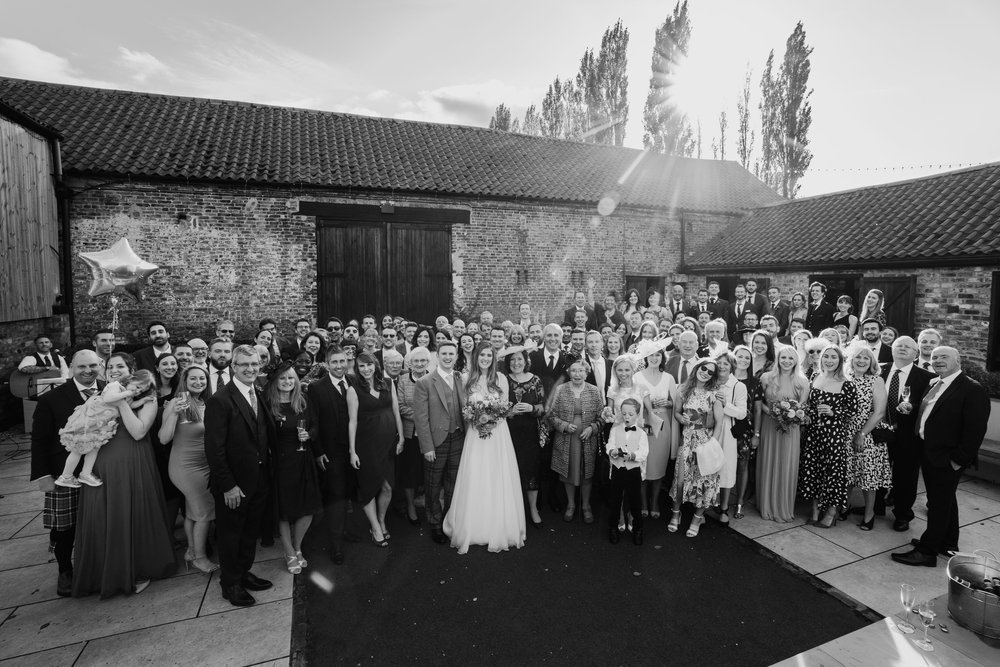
[736,65,755,170]
[488,103,512,131]
[642,1,695,156]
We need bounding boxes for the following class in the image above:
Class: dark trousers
[424,428,464,527]
[917,460,962,555]
[889,437,922,522]
[51,526,75,574]
[214,481,267,588]
[609,466,643,531]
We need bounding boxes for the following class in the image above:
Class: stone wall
[65,178,741,344]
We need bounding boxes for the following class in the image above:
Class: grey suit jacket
[412,369,467,454]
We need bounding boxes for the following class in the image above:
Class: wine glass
[899,386,912,414]
[175,391,191,424]
[914,599,935,651]
[898,584,916,633]
[296,419,308,452]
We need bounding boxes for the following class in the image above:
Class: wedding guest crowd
[26,278,992,609]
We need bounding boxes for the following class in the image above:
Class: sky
[2,0,999,197]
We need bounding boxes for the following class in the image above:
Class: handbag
[696,436,725,475]
[730,416,752,440]
[870,422,896,446]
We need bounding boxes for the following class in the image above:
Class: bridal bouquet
[462,396,512,439]
[773,400,808,433]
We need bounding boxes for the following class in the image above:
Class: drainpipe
[51,138,75,343]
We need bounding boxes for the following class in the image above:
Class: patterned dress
[670,387,720,509]
[846,374,893,491]
[799,381,858,513]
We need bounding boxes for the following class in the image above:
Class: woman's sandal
[370,529,389,548]
[286,555,302,574]
[733,504,744,520]
[667,510,681,532]
[686,515,705,537]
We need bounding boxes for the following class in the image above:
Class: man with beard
[91,329,115,379]
[281,319,313,361]
[860,318,893,365]
[188,338,209,368]
[207,338,234,394]
[134,322,172,374]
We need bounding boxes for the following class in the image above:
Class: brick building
[685,163,1000,369]
[0,77,778,349]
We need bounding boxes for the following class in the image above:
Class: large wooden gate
[310,204,467,326]
[860,275,917,336]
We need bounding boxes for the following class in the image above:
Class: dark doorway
[809,273,862,311]
[707,275,739,302]
[860,275,917,336]
[309,204,467,326]
[626,275,667,302]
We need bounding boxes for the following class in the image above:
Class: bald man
[878,336,934,529]
[30,350,104,596]
[891,346,990,567]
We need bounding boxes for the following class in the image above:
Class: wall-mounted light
[380,200,395,214]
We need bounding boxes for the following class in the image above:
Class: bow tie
[624,426,636,432]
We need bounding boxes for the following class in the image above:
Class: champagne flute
[898,584,916,633]
[175,391,191,424]
[296,419,308,452]
[899,386,912,413]
[914,599,935,651]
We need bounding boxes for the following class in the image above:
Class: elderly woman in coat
[548,358,605,524]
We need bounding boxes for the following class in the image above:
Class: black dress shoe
[891,548,937,567]
[910,538,958,557]
[632,528,644,546]
[892,519,910,532]
[332,549,345,565]
[431,527,448,544]
[56,571,72,597]
[241,572,273,591]
[222,584,256,606]
[609,527,620,544]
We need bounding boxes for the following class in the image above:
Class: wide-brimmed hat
[632,332,672,360]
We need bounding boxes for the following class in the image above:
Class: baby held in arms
[55,370,156,488]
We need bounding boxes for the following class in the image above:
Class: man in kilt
[30,350,104,596]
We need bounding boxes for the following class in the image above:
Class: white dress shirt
[884,362,913,403]
[918,371,958,439]
[209,366,232,394]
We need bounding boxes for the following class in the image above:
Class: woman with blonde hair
[843,342,891,530]
[752,345,810,523]
[799,345,858,528]
[857,289,887,329]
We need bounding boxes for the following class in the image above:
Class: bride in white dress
[444,342,526,554]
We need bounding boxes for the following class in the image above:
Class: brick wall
[687,266,998,367]
[65,178,741,344]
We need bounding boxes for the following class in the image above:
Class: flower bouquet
[462,396,512,439]
[773,400,808,433]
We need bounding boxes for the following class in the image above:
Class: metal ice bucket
[946,549,1000,639]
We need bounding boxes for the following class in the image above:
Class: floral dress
[798,381,858,513]
[846,374,893,491]
[669,387,720,509]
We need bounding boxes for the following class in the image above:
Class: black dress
[355,384,398,504]
[273,401,322,521]
[506,374,545,491]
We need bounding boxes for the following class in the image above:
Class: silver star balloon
[79,238,160,302]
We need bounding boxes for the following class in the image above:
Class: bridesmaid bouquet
[462,396,513,439]
[773,400,808,433]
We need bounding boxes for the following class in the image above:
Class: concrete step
[969,438,1000,485]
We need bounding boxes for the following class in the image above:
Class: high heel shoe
[839,505,852,522]
[191,555,218,574]
[686,515,705,537]
[816,508,838,529]
[286,555,302,574]
[183,548,195,571]
[667,510,681,532]
[295,551,308,568]
[370,529,389,548]
[408,510,421,526]
[858,516,875,531]
[734,504,744,520]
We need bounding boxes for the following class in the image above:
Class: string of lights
[806,161,989,173]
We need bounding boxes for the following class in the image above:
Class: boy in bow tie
[607,399,648,545]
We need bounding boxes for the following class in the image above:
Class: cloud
[0,37,116,88]
[391,79,536,126]
[117,47,172,83]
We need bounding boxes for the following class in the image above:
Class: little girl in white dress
[55,370,155,488]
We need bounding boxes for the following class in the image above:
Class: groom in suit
[205,345,275,605]
[891,346,989,567]
[309,346,357,565]
[30,350,103,597]
[412,340,467,544]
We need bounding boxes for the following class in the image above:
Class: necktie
[710,298,716,304]
[917,380,943,424]
[43,355,52,367]
[547,355,555,371]
[922,361,931,370]
[886,369,900,415]
[248,390,258,416]
[675,301,682,313]
[217,370,226,388]
[82,387,98,399]
[338,380,347,395]
[624,426,636,432]
[680,360,689,384]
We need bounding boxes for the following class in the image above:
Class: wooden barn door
[860,276,916,335]
[313,204,464,326]
[388,224,452,325]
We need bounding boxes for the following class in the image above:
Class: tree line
[488,2,814,198]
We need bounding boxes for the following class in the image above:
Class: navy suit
[914,373,990,555]
[805,300,837,336]
[308,374,358,550]
[880,364,933,521]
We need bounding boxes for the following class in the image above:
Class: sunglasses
[219,329,235,334]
